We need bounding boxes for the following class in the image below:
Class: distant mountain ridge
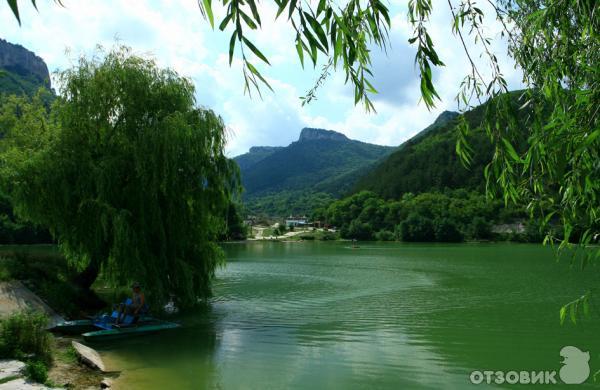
[234,128,395,215]
[235,146,284,171]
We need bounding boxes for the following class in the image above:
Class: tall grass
[0,311,52,364]
[0,311,53,384]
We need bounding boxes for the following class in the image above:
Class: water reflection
[102,242,600,389]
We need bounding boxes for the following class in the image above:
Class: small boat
[48,319,96,335]
[50,302,180,341]
[82,319,180,341]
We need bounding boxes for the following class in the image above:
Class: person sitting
[115,282,146,325]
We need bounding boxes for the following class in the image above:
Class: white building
[285,215,308,227]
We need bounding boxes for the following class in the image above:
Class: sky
[1,0,523,157]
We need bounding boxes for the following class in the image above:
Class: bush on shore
[0,311,53,384]
[0,311,52,364]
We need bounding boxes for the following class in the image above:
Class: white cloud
[1,0,522,156]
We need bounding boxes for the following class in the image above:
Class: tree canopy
[0,47,238,307]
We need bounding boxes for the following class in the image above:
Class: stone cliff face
[298,128,349,142]
[0,38,51,88]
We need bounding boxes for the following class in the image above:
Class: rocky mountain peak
[298,128,349,142]
[0,38,51,89]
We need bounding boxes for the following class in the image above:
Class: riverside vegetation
[0,311,53,385]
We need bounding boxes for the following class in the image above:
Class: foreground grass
[0,311,53,385]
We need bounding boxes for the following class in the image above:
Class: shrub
[398,214,434,242]
[0,311,52,365]
[346,220,374,240]
[524,220,545,243]
[375,230,395,241]
[434,218,464,242]
[25,361,48,384]
[0,257,13,281]
[320,232,337,241]
[470,217,492,240]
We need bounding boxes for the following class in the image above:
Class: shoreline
[0,280,107,389]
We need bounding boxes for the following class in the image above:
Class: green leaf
[501,138,521,162]
[246,61,273,92]
[295,37,304,68]
[201,0,214,28]
[7,0,21,24]
[288,0,298,20]
[316,0,326,16]
[559,305,567,325]
[304,11,328,52]
[239,10,257,29]
[247,0,261,26]
[228,32,236,65]
[242,37,270,65]
[275,0,289,19]
[219,14,234,31]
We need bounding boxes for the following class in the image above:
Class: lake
[99,242,600,389]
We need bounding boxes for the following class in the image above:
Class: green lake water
[98,242,600,389]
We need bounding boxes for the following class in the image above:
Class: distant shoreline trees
[316,190,545,243]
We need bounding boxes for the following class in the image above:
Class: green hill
[352,104,498,198]
[234,128,395,216]
[234,146,284,171]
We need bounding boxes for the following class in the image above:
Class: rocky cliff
[298,128,349,142]
[0,38,50,89]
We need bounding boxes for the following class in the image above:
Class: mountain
[234,128,396,216]
[0,38,52,96]
[234,146,284,171]
[352,92,527,199]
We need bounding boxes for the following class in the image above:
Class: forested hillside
[234,146,283,171]
[353,92,527,199]
[308,91,543,242]
[235,127,395,216]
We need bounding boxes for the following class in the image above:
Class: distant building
[243,215,257,226]
[286,215,308,227]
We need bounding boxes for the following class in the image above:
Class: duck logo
[559,346,590,384]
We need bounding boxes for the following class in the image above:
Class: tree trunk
[73,257,100,290]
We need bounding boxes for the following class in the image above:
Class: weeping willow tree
[0,46,238,307]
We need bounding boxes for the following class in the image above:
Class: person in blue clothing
[116,282,146,324]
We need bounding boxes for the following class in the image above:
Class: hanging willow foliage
[0,46,239,308]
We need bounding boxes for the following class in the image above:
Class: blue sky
[1,1,522,156]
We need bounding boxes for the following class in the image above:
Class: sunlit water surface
[97,242,600,389]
